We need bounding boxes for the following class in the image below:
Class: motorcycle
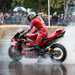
[8,28,67,62]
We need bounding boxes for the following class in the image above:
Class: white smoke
[60,26,75,64]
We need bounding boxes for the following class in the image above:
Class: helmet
[28,12,36,19]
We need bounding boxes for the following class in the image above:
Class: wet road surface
[0,61,68,75]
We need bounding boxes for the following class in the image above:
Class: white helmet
[28,12,36,19]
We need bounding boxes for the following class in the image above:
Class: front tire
[49,43,67,62]
[8,46,22,61]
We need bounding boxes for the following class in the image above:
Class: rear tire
[49,43,67,62]
[8,46,22,61]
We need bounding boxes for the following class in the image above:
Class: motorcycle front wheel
[49,43,67,62]
[8,46,22,61]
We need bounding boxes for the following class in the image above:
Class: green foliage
[50,0,64,9]
[0,0,64,14]
[11,0,48,12]
[0,0,48,12]
[50,0,64,15]
[0,0,12,11]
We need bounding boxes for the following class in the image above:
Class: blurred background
[0,0,66,26]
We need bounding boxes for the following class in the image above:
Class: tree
[0,0,65,14]
[0,0,48,13]
[50,0,64,15]
[0,0,12,11]
[38,0,48,12]
[11,0,47,12]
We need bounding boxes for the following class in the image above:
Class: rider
[24,12,48,47]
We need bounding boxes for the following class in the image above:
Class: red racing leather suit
[26,16,48,47]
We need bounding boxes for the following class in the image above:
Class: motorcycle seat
[47,29,64,40]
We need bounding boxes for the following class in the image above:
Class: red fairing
[25,28,64,47]
[38,28,65,47]
[47,28,64,40]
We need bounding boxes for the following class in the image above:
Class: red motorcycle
[8,28,67,62]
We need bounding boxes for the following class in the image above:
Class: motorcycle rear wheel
[49,43,67,62]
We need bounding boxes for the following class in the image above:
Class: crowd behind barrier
[0,11,64,26]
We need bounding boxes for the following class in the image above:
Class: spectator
[51,12,58,25]
[58,14,64,25]
[4,12,12,24]
[15,12,22,24]
[21,12,30,25]
[43,14,48,26]
[0,12,4,24]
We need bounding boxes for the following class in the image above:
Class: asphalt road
[0,25,75,75]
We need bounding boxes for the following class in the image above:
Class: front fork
[11,41,23,53]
